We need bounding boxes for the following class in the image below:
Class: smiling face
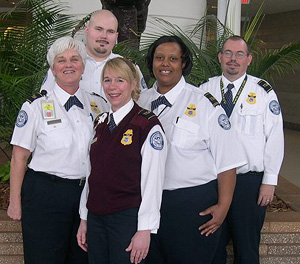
[102,68,136,112]
[218,39,252,82]
[51,49,84,93]
[152,42,185,94]
[85,10,119,62]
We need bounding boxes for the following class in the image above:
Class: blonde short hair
[101,57,141,101]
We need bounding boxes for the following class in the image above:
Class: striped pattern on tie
[64,96,84,111]
[221,83,234,117]
[108,113,117,132]
[151,96,172,111]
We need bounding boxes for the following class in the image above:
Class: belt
[27,168,86,186]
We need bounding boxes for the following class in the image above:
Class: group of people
[7,8,284,264]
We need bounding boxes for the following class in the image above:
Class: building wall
[257,10,300,129]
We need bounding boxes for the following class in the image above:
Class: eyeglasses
[222,50,248,59]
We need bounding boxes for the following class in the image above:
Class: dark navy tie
[108,113,117,132]
[151,96,172,111]
[221,83,234,117]
[64,96,84,111]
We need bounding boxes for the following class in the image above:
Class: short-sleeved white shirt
[199,74,284,185]
[138,76,246,190]
[11,84,108,179]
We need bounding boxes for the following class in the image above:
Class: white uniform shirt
[11,84,108,179]
[138,76,246,190]
[79,100,167,233]
[41,52,148,98]
[199,74,284,185]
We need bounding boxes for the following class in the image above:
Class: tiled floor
[280,129,300,188]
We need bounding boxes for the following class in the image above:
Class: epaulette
[258,80,273,93]
[91,92,107,103]
[198,79,208,86]
[26,90,47,104]
[204,92,220,107]
[138,109,156,120]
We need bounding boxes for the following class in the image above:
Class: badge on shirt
[218,114,231,130]
[42,100,55,119]
[121,129,133,145]
[90,101,100,114]
[150,131,164,150]
[185,104,196,117]
[269,100,281,115]
[246,92,256,104]
[15,110,28,127]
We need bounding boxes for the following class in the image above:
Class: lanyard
[220,75,248,106]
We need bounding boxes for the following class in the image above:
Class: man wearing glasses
[200,35,284,264]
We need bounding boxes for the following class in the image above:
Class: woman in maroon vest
[77,57,167,264]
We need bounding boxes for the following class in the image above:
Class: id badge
[41,100,56,119]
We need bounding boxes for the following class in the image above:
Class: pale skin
[199,168,236,236]
[218,38,276,206]
[77,66,150,263]
[7,49,84,221]
[7,146,31,221]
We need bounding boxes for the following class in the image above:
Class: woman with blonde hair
[77,57,167,264]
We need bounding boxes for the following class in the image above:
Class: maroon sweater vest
[87,103,161,215]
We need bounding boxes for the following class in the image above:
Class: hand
[77,219,88,252]
[199,204,227,236]
[257,184,275,207]
[125,230,150,264]
[7,199,22,221]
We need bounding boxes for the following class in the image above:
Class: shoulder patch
[138,109,156,120]
[26,90,47,104]
[258,80,273,93]
[94,112,108,128]
[204,92,220,107]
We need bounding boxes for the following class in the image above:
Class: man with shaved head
[42,10,147,98]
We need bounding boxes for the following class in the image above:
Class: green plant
[0,0,78,154]
[0,161,10,182]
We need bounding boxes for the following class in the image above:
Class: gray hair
[47,36,87,67]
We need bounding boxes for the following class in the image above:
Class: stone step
[0,256,24,264]
[0,242,23,255]
[0,232,22,243]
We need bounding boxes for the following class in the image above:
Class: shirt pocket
[42,119,72,149]
[236,110,263,136]
[169,117,206,150]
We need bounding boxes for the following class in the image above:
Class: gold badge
[246,92,256,104]
[121,129,133,145]
[185,104,196,117]
[90,101,100,114]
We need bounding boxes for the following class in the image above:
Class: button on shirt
[199,74,284,185]
[80,99,167,233]
[138,76,246,190]
[11,84,104,179]
[41,53,148,99]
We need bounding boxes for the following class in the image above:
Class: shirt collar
[222,73,246,91]
[109,99,134,126]
[87,52,115,64]
[152,76,186,104]
[54,83,84,106]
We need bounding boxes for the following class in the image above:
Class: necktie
[108,113,117,132]
[151,96,172,111]
[221,83,234,117]
[64,96,84,111]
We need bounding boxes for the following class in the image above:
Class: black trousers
[21,168,88,264]
[87,208,142,264]
[212,172,266,264]
[146,180,220,264]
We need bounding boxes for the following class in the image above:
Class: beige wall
[256,10,300,129]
